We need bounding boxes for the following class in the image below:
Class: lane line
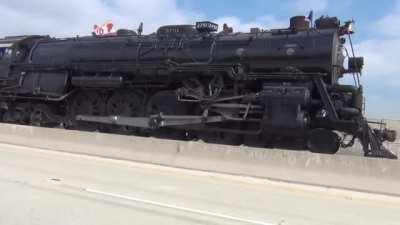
[85,188,275,225]
[0,174,275,225]
[1,142,400,205]
[0,172,277,225]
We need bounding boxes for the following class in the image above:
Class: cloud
[365,93,400,119]
[287,0,328,14]
[376,0,400,37]
[353,0,400,85]
[0,0,289,37]
[0,0,196,37]
[352,0,400,118]
[355,39,400,80]
[213,15,287,32]
[0,0,288,37]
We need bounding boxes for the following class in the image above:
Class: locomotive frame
[0,15,396,159]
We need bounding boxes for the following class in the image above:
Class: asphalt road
[0,143,399,225]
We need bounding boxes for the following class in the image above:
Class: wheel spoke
[106,91,143,135]
[67,91,106,131]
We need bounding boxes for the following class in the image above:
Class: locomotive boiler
[0,15,396,159]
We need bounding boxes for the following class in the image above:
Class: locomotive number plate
[196,22,218,32]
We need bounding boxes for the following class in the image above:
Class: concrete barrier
[0,123,399,196]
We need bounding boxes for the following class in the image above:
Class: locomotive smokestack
[290,16,310,30]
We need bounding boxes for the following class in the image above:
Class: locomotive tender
[0,15,396,159]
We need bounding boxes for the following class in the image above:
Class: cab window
[0,48,13,60]
[0,48,5,60]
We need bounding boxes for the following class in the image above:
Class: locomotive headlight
[347,21,354,33]
[340,20,355,35]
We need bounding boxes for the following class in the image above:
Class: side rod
[76,114,225,129]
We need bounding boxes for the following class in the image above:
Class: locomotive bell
[290,16,310,30]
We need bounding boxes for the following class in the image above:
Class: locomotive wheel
[30,104,56,127]
[147,91,191,140]
[67,91,106,131]
[2,105,15,123]
[14,103,34,125]
[307,128,341,154]
[106,91,144,135]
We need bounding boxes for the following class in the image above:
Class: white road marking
[0,174,274,225]
[1,142,400,204]
[85,188,276,225]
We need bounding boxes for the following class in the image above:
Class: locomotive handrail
[313,76,339,120]
[28,39,42,64]
[173,39,217,66]
[248,72,328,77]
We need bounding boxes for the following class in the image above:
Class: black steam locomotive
[0,15,396,159]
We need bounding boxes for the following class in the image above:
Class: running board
[76,114,225,129]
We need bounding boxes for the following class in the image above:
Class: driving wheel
[67,91,106,131]
[106,91,144,135]
[147,91,191,140]
[307,128,341,154]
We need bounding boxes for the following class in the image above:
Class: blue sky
[187,0,389,39]
[1,0,399,119]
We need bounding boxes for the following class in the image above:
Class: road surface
[0,143,399,225]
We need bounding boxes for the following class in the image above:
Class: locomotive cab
[0,42,14,78]
[0,36,44,78]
